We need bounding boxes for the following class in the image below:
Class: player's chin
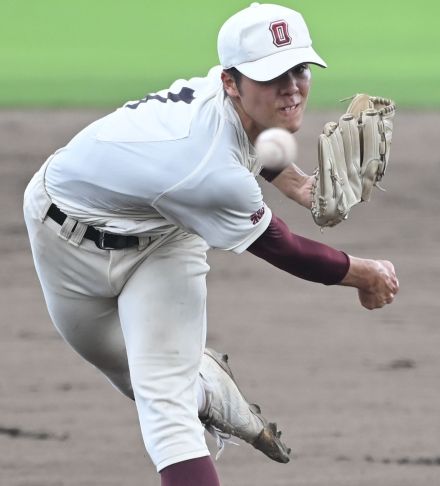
[276,117,304,133]
[276,108,304,133]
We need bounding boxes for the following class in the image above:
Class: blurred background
[1,0,439,108]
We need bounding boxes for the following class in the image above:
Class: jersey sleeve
[153,165,272,253]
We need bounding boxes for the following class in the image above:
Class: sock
[160,456,220,486]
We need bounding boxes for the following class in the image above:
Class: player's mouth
[279,102,300,114]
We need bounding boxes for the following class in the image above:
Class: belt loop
[59,217,77,241]
[138,236,152,251]
[39,199,53,223]
[68,222,87,247]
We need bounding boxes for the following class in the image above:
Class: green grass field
[1,0,438,107]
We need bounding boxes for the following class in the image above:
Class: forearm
[339,256,375,289]
[248,216,399,309]
[261,164,313,209]
[247,214,349,285]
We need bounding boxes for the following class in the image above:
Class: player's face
[224,64,311,143]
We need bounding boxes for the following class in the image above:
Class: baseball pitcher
[23,3,398,485]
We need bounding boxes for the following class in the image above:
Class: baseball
[255,127,298,172]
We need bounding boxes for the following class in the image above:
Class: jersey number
[126,87,195,110]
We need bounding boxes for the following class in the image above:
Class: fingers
[391,277,399,295]
[385,293,395,304]
[358,282,398,310]
[379,260,400,295]
[366,293,395,309]
[359,293,393,310]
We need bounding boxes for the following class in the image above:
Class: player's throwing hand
[340,257,399,309]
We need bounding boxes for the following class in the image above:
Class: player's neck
[229,98,264,145]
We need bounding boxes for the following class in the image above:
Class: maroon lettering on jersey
[250,206,265,225]
[269,20,292,47]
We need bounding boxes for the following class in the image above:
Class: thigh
[118,234,211,471]
[24,209,133,397]
[47,292,132,396]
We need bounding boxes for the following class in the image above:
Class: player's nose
[279,70,299,95]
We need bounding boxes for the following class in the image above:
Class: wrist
[271,166,313,209]
[339,256,377,290]
[299,174,314,209]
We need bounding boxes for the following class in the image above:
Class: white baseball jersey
[45,66,272,253]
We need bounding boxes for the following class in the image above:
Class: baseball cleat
[199,348,291,463]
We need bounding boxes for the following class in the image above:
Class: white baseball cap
[217,2,327,81]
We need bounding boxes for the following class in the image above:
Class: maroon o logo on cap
[269,20,292,47]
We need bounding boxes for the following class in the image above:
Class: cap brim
[234,46,327,82]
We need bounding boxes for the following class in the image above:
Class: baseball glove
[311,94,396,228]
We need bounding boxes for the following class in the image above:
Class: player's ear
[221,70,240,98]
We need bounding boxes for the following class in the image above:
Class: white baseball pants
[23,163,211,471]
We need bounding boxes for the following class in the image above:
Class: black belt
[47,204,139,250]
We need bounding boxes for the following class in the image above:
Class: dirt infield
[1,109,439,486]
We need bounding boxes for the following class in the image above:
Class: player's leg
[160,457,220,486]
[23,174,133,398]
[117,232,213,474]
[40,290,133,399]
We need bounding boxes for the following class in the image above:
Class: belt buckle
[96,231,114,250]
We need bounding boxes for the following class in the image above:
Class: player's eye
[259,63,310,85]
[293,63,309,75]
